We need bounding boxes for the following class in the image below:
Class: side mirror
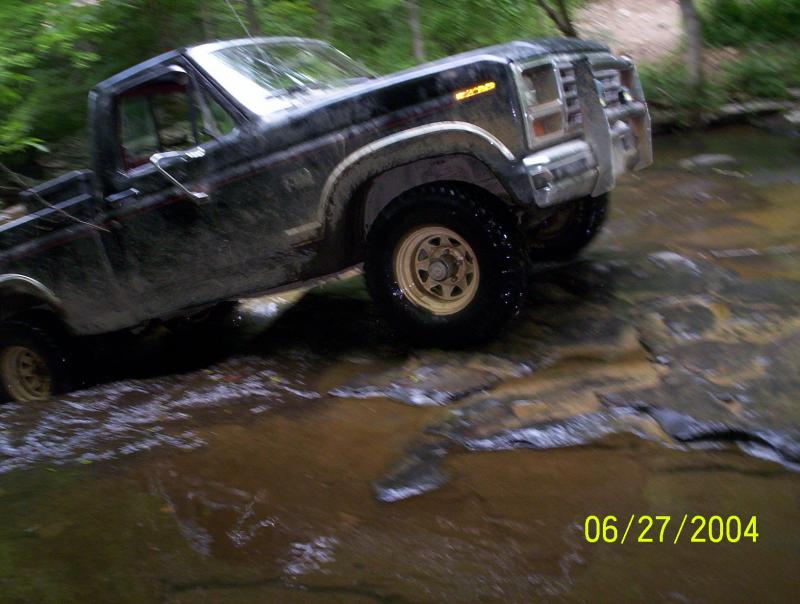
[149,148,209,203]
[165,64,190,86]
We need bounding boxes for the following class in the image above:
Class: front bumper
[520,56,652,208]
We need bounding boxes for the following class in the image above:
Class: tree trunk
[316,0,331,40]
[243,0,262,36]
[555,0,579,37]
[678,0,704,124]
[406,0,426,63]
[534,0,579,38]
[678,0,703,90]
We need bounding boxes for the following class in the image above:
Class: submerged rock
[679,154,738,170]
[373,441,451,503]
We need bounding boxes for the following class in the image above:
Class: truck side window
[151,89,195,150]
[197,90,236,141]
[119,96,160,168]
[118,82,196,171]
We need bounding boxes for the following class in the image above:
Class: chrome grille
[558,63,622,131]
[559,64,581,130]
[594,68,623,107]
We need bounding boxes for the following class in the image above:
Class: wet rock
[426,360,666,451]
[658,303,717,340]
[608,254,739,301]
[373,442,450,503]
[601,374,800,464]
[716,279,800,308]
[529,254,738,309]
[435,407,621,452]
[509,305,640,365]
[528,259,620,304]
[648,251,703,273]
[330,354,531,406]
[635,303,723,365]
[748,109,800,137]
[638,298,800,379]
[662,339,770,382]
[284,535,339,576]
[679,154,738,171]
[764,331,800,376]
[722,304,800,344]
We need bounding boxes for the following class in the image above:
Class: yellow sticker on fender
[454,81,496,101]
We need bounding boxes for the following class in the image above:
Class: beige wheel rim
[0,345,52,402]
[393,225,480,316]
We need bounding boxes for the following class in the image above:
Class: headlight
[520,63,564,141]
[523,64,559,105]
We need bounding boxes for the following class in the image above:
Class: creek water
[1,125,799,603]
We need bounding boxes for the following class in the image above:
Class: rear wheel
[527,194,609,261]
[0,321,72,402]
[365,183,525,346]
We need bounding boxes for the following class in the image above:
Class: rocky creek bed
[0,125,799,602]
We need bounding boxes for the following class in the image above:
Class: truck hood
[389,38,610,77]
[269,37,610,116]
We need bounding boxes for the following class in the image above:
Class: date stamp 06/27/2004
[583,515,759,544]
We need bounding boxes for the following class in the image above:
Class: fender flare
[0,274,64,319]
[318,121,518,237]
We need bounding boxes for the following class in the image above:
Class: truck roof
[93,36,610,94]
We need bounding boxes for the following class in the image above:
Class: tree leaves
[0,0,564,163]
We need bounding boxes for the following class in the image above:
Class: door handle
[149,149,209,204]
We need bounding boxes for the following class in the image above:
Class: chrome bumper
[522,56,653,208]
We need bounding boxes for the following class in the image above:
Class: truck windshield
[190,40,372,115]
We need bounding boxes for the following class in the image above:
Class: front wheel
[364,183,526,346]
[0,321,72,402]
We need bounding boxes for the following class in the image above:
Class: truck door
[99,68,241,321]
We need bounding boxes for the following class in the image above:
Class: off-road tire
[0,320,72,402]
[527,194,609,261]
[364,183,526,346]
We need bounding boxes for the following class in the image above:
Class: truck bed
[0,170,97,249]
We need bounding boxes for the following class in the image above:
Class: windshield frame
[187,37,373,116]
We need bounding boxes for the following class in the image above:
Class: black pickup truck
[0,36,651,401]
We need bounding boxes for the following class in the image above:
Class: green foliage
[0,0,566,161]
[639,43,800,126]
[0,0,111,155]
[2,0,798,162]
[639,61,724,127]
[701,0,800,47]
[721,44,800,101]
[643,1,800,124]
[422,0,548,60]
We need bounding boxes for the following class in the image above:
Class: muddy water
[1,125,800,602]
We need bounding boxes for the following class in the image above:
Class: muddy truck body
[0,36,651,401]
